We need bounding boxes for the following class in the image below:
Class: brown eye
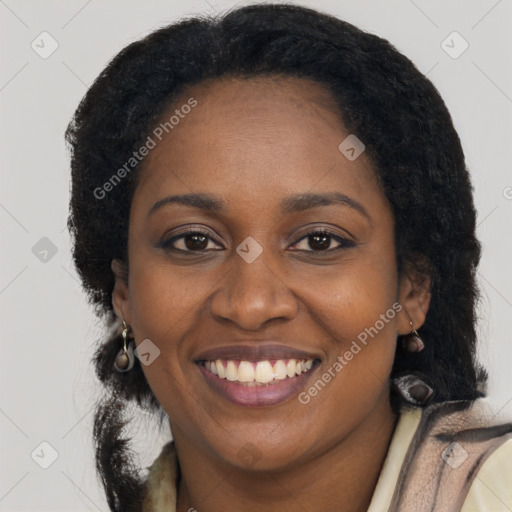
[290,229,355,252]
[184,233,208,250]
[160,230,223,253]
[308,233,331,251]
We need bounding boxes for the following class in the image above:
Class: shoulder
[462,436,512,511]
[389,400,512,512]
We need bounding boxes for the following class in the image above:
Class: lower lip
[197,361,321,407]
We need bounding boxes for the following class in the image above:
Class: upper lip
[194,343,322,362]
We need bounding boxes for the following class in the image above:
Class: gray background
[1,0,511,510]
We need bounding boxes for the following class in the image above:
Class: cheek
[125,262,209,416]
[292,256,399,395]
[127,261,218,340]
[294,253,399,337]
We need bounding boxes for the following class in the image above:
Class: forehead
[182,74,342,118]
[134,75,380,210]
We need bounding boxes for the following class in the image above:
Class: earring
[402,321,425,353]
[114,321,135,372]
[392,374,433,405]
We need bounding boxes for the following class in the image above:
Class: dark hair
[65,4,486,511]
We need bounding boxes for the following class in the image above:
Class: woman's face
[113,76,428,471]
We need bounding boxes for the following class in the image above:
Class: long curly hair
[65,4,486,511]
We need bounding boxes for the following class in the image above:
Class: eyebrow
[148,192,370,221]
[280,192,370,220]
[148,193,224,217]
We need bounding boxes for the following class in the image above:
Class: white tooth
[225,360,238,381]
[273,360,287,380]
[216,360,225,378]
[238,361,255,382]
[210,361,218,375]
[295,361,303,375]
[255,361,274,383]
[286,359,296,378]
[304,359,313,370]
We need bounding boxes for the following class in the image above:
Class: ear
[111,259,131,324]
[396,263,431,336]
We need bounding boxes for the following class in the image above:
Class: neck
[174,397,397,512]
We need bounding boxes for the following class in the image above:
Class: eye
[159,227,354,254]
[160,229,223,252]
[289,229,355,252]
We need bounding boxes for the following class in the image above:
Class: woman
[66,4,512,511]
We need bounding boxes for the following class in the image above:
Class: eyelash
[160,228,355,254]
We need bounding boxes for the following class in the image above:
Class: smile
[196,357,321,407]
[200,358,314,384]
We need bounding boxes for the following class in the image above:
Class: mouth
[199,358,317,384]
[194,344,322,407]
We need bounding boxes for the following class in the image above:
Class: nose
[208,250,298,330]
